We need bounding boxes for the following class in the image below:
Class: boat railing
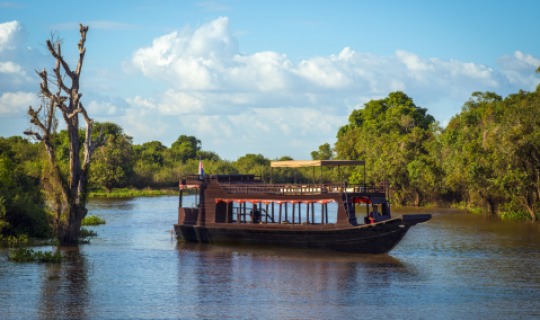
[220,183,385,196]
[181,174,262,184]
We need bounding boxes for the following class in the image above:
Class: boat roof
[270,160,365,168]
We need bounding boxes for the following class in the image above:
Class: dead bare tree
[25,24,103,245]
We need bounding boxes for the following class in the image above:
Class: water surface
[1,197,539,319]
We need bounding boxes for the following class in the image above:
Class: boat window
[180,193,199,208]
[214,200,338,225]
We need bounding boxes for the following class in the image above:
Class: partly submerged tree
[24,25,103,245]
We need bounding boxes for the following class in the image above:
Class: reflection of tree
[39,247,88,320]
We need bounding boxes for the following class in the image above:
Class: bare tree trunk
[414,188,422,207]
[25,24,103,245]
[522,194,537,222]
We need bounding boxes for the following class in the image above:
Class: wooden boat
[174,160,431,254]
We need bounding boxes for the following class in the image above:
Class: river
[1,196,540,319]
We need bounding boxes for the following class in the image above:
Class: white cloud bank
[122,17,539,158]
[1,18,539,160]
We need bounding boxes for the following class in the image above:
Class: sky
[1,0,539,160]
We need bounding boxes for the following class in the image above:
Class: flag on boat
[198,159,204,177]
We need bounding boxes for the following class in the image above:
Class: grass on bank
[82,215,106,226]
[89,187,177,198]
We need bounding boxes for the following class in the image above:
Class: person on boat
[250,205,261,223]
[369,205,383,223]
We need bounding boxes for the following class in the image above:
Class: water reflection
[175,243,419,319]
[39,247,88,320]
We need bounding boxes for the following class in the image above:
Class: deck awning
[270,160,365,168]
[179,184,200,189]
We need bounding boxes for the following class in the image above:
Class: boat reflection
[177,241,408,265]
[175,241,420,318]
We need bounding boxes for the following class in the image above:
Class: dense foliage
[335,91,439,206]
[334,88,540,220]
[439,90,540,220]
[0,137,51,241]
[2,84,540,240]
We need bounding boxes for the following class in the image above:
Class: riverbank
[89,187,177,198]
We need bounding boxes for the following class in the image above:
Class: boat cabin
[177,160,391,228]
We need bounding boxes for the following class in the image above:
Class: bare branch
[27,105,47,134]
[76,101,90,121]
[46,40,71,95]
[23,129,43,142]
[36,69,53,98]
[68,107,84,119]
[46,39,74,81]
[75,24,89,77]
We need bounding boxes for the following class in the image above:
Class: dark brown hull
[175,214,430,254]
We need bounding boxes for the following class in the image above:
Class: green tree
[311,143,334,160]
[90,122,134,191]
[136,141,166,167]
[132,141,167,188]
[0,137,51,239]
[440,92,504,213]
[439,88,540,220]
[233,153,270,180]
[335,91,437,205]
[494,89,540,220]
[170,135,201,163]
[197,150,221,162]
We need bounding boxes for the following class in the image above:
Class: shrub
[81,215,106,226]
[8,248,62,263]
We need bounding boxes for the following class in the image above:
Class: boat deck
[181,174,386,196]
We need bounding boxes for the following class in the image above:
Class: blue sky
[1,0,539,160]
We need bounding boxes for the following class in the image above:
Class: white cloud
[127,96,157,112]
[498,50,540,90]
[0,20,24,53]
[0,21,44,92]
[231,52,293,91]
[122,17,540,158]
[297,56,352,89]
[0,91,37,114]
[396,50,433,73]
[0,61,22,73]
[130,16,237,90]
[158,90,205,115]
[0,61,32,88]
[86,100,119,116]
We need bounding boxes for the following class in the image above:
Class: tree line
[2,84,539,242]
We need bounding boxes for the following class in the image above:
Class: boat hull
[175,214,430,254]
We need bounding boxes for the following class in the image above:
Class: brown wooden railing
[220,184,385,196]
